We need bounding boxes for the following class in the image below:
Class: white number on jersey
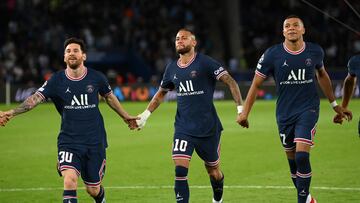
[58,151,74,163]
[173,139,188,152]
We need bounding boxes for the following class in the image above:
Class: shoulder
[87,68,107,79]
[259,44,281,63]
[306,42,324,53]
[348,55,360,63]
[348,55,360,68]
[264,44,282,57]
[197,53,220,63]
[87,68,102,75]
[48,70,64,82]
[165,60,177,70]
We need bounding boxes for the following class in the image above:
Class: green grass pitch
[0,100,359,202]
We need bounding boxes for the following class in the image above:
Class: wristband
[330,100,338,108]
[237,105,243,114]
[142,109,151,119]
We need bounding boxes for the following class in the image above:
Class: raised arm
[0,92,44,126]
[104,92,138,129]
[238,74,266,128]
[316,67,352,123]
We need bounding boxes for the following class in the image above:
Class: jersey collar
[177,53,197,68]
[283,42,306,55]
[65,67,88,81]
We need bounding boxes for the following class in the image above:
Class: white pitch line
[0,185,359,192]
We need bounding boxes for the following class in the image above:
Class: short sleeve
[98,72,112,97]
[255,49,274,78]
[347,56,360,76]
[314,46,325,69]
[205,56,228,80]
[160,63,175,91]
[36,74,56,100]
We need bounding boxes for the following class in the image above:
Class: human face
[175,30,196,54]
[283,18,305,43]
[64,43,86,69]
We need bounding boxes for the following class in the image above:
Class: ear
[192,39,197,48]
[83,53,87,61]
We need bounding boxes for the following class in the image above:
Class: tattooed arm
[2,93,44,119]
[219,73,243,106]
[219,73,245,126]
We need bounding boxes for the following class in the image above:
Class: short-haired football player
[238,15,352,203]
[136,28,244,203]
[0,37,138,203]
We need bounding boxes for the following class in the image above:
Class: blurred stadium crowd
[0,0,359,85]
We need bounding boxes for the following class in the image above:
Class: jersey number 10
[173,139,188,152]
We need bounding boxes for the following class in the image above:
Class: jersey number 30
[58,151,73,163]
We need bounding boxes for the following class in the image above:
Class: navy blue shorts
[278,109,319,151]
[57,145,106,187]
[172,132,221,166]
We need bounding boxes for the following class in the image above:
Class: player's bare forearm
[341,74,356,108]
[242,75,264,116]
[220,74,243,105]
[105,93,130,119]
[147,89,168,112]
[11,93,44,117]
[316,67,336,103]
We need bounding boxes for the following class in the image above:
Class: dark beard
[176,45,191,55]
[67,60,81,69]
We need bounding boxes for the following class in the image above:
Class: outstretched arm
[219,73,244,124]
[238,74,266,128]
[316,67,352,123]
[104,92,138,129]
[0,92,44,126]
[136,88,168,129]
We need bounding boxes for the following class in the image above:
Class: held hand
[124,115,140,130]
[136,110,151,130]
[333,113,343,124]
[237,113,249,128]
[333,106,352,123]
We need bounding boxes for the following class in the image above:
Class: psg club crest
[86,85,94,93]
[305,58,312,67]
[190,70,197,78]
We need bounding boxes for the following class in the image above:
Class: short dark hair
[64,37,86,53]
[284,15,304,24]
[177,28,196,40]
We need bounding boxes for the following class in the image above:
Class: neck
[284,39,304,51]
[179,50,195,65]
[66,65,85,78]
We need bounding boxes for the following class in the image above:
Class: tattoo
[13,93,44,116]
[148,90,167,111]
[220,74,243,105]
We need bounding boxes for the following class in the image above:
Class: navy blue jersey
[161,53,226,137]
[256,42,324,124]
[37,68,112,147]
[347,55,360,87]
